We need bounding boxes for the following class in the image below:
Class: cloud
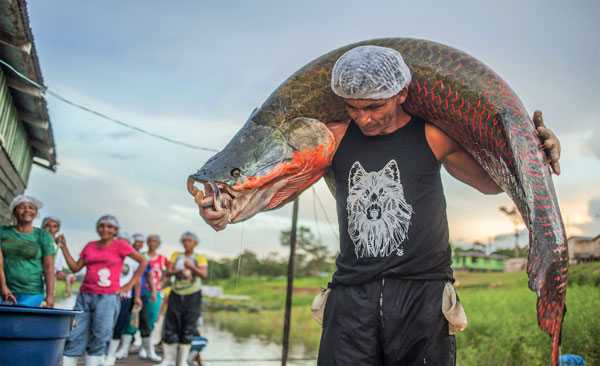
[585,129,600,160]
[106,152,138,160]
[589,197,600,218]
[105,130,136,140]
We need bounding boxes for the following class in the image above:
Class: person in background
[105,233,145,365]
[42,216,76,298]
[159,231,207,366]
[138,234,168,361]
[115,232,147,359]
[58,215,147,366]
[0,195,55,307]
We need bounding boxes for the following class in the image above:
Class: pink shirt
[147,255,169,292]
[80,239,134,294]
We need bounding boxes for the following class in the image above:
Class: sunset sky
[22,0,600,259]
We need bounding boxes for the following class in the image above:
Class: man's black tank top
[331,116,452,285]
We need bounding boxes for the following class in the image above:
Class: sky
[19,0,600,259]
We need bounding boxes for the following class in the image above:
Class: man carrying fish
[193,45,561,365]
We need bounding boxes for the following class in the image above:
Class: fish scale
[193,37,568,365]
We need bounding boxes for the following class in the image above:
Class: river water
[57,296,315,366]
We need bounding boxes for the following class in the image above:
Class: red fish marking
[232,142,336,209]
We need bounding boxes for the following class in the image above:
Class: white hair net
[10,194,43,213]
[42,216,61,228]
[132,233,145,242]
[147,234,161,243]
[180,231,199,243]
[96,214,120,229]
[331,45,412,100]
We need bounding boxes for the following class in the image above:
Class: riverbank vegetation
[207,263,600,365]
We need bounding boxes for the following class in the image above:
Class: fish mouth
[187,142,335,224]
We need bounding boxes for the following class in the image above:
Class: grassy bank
[54,280,79,301]
[208,264,600,365]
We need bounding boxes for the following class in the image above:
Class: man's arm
[0,250,16,303]
[56,236,85,273]
[121,251,148,294]
[42,255,55,308]
[184,258,208,279]
[425,123,503,194]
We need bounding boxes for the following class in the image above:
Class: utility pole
[282,198,299,366]
[499,206,523,257]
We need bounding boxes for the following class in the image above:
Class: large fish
[187,38,568,364]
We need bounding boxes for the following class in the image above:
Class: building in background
[0,0,56,223]
[452,250,507,272]
[568,235,600,264]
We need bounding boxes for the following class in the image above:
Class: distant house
[452,251,507,272]
[504,258,527,272]
[0,0,56,222]
[567,235,600,264]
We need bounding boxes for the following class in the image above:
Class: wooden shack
[568,235,600,264]
[0,0,56,223]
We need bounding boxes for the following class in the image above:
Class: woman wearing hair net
[160,231,208,366]
[57,215,148,366]
[310,46,562,365]
[42,216,76,298]
[0,195,56,307]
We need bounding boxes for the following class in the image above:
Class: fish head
[188,112,336,223]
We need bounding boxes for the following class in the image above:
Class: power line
[0,58,219,152]
[312,187,339,240]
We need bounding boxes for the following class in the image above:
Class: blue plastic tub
[0,304,81,366]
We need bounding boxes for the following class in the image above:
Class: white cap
[180,231,199,243]
[9,194,42,213]
[96,214,120,229]
[331,45,412,100]
[42,216,61,227]
[132,233,145,242]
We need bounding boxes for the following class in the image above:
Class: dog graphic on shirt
[347,160,413,258]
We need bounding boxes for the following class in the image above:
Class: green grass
[54,280,79,301]
[208,266,600,365]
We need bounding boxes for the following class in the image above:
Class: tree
[280,226,334,276]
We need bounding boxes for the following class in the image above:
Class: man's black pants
[318,278,456,366]
[163,290,202,344]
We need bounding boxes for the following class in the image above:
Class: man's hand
[134,296,142,308]
[184,258,196,270]
[195,190,230,231]
[119,284,133,298]
[44,295,54,308]
[55,234,67,250]
[533,111,561,175]
[1,286,16,304]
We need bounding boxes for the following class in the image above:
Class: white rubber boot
[140,337,162,362]
[104,339,120,365]
[115,334,133,359]
[157,343,177,366]
[84,354,104,366]
[62,356,78,366]
[132,331,142,351]
[152,313,164,346]
[177,344,191,366]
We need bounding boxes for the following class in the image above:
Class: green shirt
[170,252,207,295]
[0,226,55,294]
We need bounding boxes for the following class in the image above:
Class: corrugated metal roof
[0,0,56,171]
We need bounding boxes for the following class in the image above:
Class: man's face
[343,89,408,136]
[97,223,118,240]
[147,238,160,251]
[182,238,197,252]
[133,240,144,251]
[43,220,60,235]
[14,203,37,224]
